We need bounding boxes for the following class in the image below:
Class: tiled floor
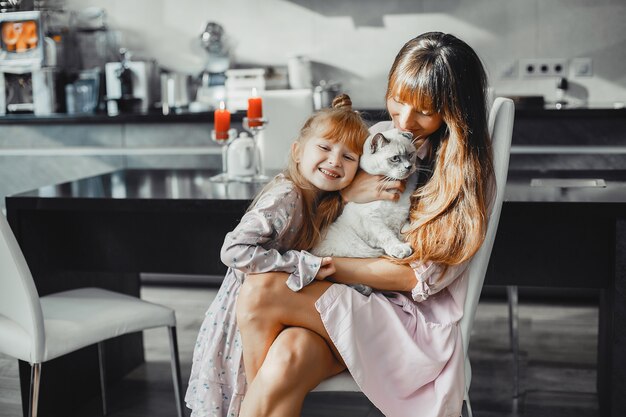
[0,286,599,417]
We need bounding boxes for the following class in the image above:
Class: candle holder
[242,117,270,183]
[209,128,237,183]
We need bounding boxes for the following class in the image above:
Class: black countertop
[8,168,626,207]
[0,109,389,125]
[0,110,225,125]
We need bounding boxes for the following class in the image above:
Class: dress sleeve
[408,260,470,302]
[220,183,322,292]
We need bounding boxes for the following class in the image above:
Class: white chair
[312,97,515,417]
[0,213,185,417]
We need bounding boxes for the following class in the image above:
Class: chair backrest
[0,213,45,363]
[460,97,514,356]
[259,89,313,170]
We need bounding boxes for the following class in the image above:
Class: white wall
[65,0,626,108]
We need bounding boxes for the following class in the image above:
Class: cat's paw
[386,243,413,259]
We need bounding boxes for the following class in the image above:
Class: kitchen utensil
[313,80,340,110]
[160,72,190,114]
[227,132,256,179]
[226,132,256,179]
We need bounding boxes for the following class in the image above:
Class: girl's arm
[221,183,322,291]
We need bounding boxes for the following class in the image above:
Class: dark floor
[0,286,599,417]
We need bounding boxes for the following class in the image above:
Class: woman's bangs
[389,63,438,113]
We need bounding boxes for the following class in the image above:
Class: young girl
[235,32,495,417]
[184,94,369,417]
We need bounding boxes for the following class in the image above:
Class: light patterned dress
[185,175,323,417]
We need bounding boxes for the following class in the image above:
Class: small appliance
[192,21,230,111]
[225,68,265,111]
[105,49,157,115]
[0,10,60,115]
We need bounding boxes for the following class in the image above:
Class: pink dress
[316,262,469,417]
[313,121,471,417]
[185,176,323,417]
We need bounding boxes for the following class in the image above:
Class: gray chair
[312,97,515,417]
[0,213,185,417]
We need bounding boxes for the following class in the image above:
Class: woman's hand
[315,257,335,280]
[340,170,406,204]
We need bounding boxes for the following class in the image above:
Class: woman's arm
[331,257,415,292]
[332,257,471,300]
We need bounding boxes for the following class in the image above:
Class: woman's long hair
[387,32,495,266]
[251,94,369,251]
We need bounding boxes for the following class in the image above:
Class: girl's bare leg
[235,272,345,383]
[238,326,345,417]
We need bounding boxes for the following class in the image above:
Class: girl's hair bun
[331,93,352,110]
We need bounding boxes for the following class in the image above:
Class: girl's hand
[315,257,335,280]
[340,170,406,203]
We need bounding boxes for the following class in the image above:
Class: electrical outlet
[519,58,569,78]
[571,57,593,77]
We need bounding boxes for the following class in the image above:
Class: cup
[161,73,190,114]
[288,55,312,89]
[74,79,98,114]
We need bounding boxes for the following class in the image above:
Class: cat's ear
[370,133,390,153]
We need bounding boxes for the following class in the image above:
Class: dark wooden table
[6,168,626,417]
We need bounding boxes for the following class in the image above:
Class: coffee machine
[0,10,59,115]
[105,48,157,115]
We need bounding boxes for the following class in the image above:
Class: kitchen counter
[0,105,623,125]
[0,110,239,125]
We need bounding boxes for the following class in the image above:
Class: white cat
[312,128,418,294]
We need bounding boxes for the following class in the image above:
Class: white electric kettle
[227,132,256,179]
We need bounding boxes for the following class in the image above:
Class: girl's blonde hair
[252,94,369,251]
[387,32,495,266]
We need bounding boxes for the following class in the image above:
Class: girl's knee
[258,329,343,398]
[236,273,285,325]
[262,329,327,382]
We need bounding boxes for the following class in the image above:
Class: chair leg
[97,342,108,415]
[29,363,42,417]
[507,285,520,398]
[461,398,473,417]
[168,326,185,417]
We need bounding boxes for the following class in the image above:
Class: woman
[236,32,494,417]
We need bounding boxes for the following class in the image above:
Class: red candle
[247,88,263,127]
[214,101,231,140]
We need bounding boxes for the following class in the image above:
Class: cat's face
[360,129,418,180]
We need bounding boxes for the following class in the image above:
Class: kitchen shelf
[0,146,221,156]
[0,111,246,125]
